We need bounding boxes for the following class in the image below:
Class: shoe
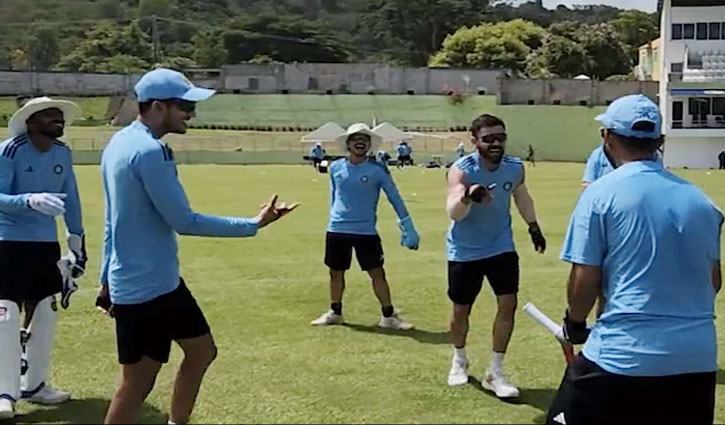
[378,311,413,330]
[310,309,344,326]
[481,368,519,398]
[21,384,71,405]
[0,398,14,420]
[447,358,469,386]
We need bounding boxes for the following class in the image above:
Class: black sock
[331,302,342,315]
[382,305,394,318]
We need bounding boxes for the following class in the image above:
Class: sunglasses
[480,133,507,144]
[153,98,196,114]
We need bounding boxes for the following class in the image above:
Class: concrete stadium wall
[0,71,141,96]
[220,64,501,95]
[499,79,659,106]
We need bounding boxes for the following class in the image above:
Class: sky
[525,0,658,12]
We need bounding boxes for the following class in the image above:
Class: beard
[480,146,504,164]
[41,125,64,139]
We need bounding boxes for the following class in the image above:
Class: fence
[0,128,470,165]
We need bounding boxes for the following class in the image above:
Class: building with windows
[636,38,661,81]
[659,0,725,169]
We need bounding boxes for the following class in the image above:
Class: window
[710,23,721,39]
[714,98,725,115]
[671,62,684,73]
[248,78,259,90]
[697,23,708,40]
[684,23,695,39]
[722,22,725,39]
[672,24,683,40]
[673,101,684,121]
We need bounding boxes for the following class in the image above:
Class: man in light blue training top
[310,123,419,330]
[581,144,614,189]
[97,68,298,425]
[548,94,722,425]
[309,142,325,171]
[582,113,662,189]
[396,140,412,168]
[456,142,466,159]
[445,114,546,399]
[0,97,87,420]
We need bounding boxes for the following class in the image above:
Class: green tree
[138,0,176,17]
[611,10,659,61]
[577,23,631,80]
[526,34,588,78]
[27,27,60,71]
[363,0,490,66]
[192,30,228,67]
[98,0,125,19]
[222,13,350,63]
[56,22,152,72]
[430,19,546,73]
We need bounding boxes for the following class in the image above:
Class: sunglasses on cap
[480,133,507,144]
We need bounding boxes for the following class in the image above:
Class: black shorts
[324,232,384,271]
[547,354,716,425]
[447,251,519,304]
[312,157,323,166]
[113,278,211,365]
[398,155,412,164]
[0,241,62,303]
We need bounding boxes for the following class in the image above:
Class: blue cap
[595,94,662,139]
[135,68,216,102]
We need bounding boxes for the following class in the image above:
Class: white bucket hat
[8,96,81,137]
[335,123,382,152]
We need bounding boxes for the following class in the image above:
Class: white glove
[27,193,67,216]
[66,233,87,278]
[57,256,78,310]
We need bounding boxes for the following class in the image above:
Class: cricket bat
[523,302,575,365]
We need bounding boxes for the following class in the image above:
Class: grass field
[194,95,607,162]
[3,163,725,424]
[0,97,110,122]
[1,95,608,162]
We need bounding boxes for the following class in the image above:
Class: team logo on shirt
[53,164,63,175]
[50,298,58,312]
[360,175,369,183]
[0,306,6,321]
[503,182,513,191]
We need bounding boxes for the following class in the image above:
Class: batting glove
[398,216,420,250]
[26,193,67,216]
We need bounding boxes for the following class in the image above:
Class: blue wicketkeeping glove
[398,216,420,250]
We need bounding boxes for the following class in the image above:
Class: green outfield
[5,163,724,424]
[0,95,608,163]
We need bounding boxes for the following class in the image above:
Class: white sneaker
[22,384,71,405]
[310,309,344,326]
[0,398,14,420]
[481,368,520,398]
[378,311,414,330]
[447,358,469,386]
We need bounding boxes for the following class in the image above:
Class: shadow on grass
[469,376,556,424]
[1,397,166,424]
[343,323,450,345]
[717,369,725,385]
